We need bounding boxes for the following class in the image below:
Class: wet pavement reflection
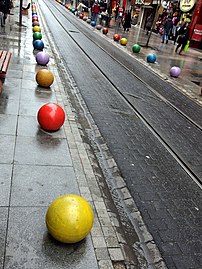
[106,19,202,96]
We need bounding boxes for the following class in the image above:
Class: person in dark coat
[161,16,173,44]
[0,0,11,26]
[123,10,131,32]
[175,22,190,55]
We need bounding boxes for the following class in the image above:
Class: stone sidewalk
[0,5,122,269]
[0,2,168,269]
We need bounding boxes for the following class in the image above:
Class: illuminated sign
[180,0,195,12]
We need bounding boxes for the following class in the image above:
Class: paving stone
[0,135,15,164]
[0,98,19,115]
[0,115,17,135]
[10,165,79,206]
[105,236,119,247]
[98,260,114,269]
[108,248,124,261]
[20,87,56,102]
[0,164,12,206]
[14,136,72,166]
[92,236,107,248]
[0,207,8,269]
[95,248,110,260]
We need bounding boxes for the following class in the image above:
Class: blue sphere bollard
[147,53,156,63]
[33,39,44,50]
[91,21,96,27]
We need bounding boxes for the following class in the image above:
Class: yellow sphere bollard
[33,26,41,32]
[36,69,54,88]
[46,194,94,243]
[120,37,128,46]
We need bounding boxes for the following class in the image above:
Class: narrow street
[0,0,201,268]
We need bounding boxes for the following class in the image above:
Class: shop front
[188,0,202,49]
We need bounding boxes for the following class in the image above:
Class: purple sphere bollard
[170,66,181,78]
[35,51,49,65]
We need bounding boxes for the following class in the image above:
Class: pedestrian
[173,18,185,45]
[123,10,131,32]
[91,1,100,23]
[0,0,11,26]
[171,13,178,40]
[161,15,173,44]
[115,4,119,22]
[175,22,190,55]
[145,13,153,35]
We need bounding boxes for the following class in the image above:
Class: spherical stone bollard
[102,27,108,34]
[33,31,42,40]
[33,26,41,32]
[86,18,91,24]
[120,37,128,46]
[37,103,65,131]
[113,33,121,41]
[36,69,54,88]
[32,16,38,22]
[32,14,38,19]
[147,53,157,63]
[46,194,94,243]
[83,16,88,21]
[170,66,181,78]
[132,44,141,53]
[96,24,102,30]
[91,21,96,27]
[33,39,44,50]
[32,21,40,27]
[79,13,84,19]
[65,4,68,8]
[35,51,49,65]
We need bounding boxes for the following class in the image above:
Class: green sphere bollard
[33,32,42,40]
[132,44,141,53]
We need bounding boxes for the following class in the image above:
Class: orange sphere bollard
[36,69,54,88]
[46,194,94,243]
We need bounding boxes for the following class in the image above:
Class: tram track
[40,0,202,188]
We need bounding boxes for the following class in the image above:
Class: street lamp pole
[145,0,161,47]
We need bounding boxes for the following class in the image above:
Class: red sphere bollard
[37,103,65,131]
[102,27,108,35]
[113,34,121,41]
[79,13,84,19]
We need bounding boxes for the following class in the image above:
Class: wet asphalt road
[39,1,202,268]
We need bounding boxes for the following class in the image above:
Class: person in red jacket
[92,1,100,23]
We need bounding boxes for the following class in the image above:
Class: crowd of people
[145,11,190,55]
[75,0,190,55]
